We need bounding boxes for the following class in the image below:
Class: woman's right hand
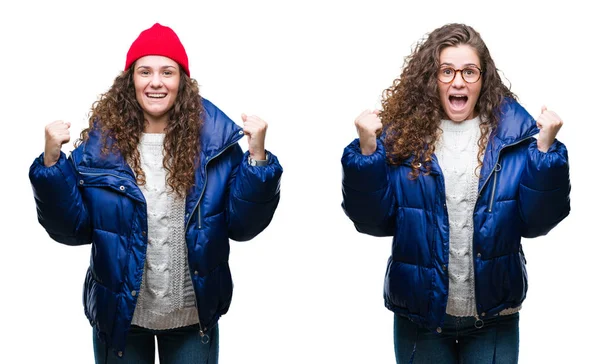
[44,120,71,167]
[354,109,382,156]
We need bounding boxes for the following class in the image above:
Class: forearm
[29,152,91,245]
[228,150,283,241]
[341,138,396,236]
[519,139,570,237]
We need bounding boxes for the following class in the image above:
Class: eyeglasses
[438,66,482,84]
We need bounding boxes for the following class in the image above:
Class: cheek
[437,82,444,97]
[470,84,482,102]
[437,84,448,104]
[133,79,145,100]
[437,81,447,92]
[168,87,179,101]
[167,80,180,100]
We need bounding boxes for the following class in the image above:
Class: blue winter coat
[29,99,283,355]
[341,99,570,332]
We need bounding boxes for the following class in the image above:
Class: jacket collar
[71,98,243,178]
[199,98,244,163]
[478,98,539,191]
[490,98,539,146]
[398,98,539,182]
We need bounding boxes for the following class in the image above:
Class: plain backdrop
[1,0,597,362]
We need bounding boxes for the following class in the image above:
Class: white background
[1,0,597,363]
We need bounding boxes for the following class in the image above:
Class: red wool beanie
[124,23,190,76]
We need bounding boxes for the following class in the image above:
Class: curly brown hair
[77,66,203,198]
[380,23,516,177]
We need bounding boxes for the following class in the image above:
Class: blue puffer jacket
[29,99,283,355]
[341,99,570,332]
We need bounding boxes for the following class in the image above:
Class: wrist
[248,152,269,167]
[44,159,58,167]
[537,139,553,153]
[43,152,58,167]
[249,149,266,161]
[358,136,377,156]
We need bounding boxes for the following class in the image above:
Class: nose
[150,73,163,88]
[451,72,466,88]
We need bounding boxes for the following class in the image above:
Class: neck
[144,117,168,133]
[440,115,481,132]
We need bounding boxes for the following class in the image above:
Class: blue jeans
[93,324,219,364]
[394,313,519,364]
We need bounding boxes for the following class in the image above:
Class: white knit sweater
[131,133,198,330]
[436,116,481,317]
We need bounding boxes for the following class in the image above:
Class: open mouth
[146,93,167,99]
[449,95,468,109]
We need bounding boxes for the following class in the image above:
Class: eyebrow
[136,65,178,70]
[440,62,480,68]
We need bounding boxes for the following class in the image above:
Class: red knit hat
[124,23,190,76]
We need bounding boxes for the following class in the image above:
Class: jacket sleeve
[341,138,396,237]
[519,138,570,238]
[29,152,92,246]
[227,144,283,241]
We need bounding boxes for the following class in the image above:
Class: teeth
[450,95,467,98]
[147,93,166,98]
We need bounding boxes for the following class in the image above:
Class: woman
[341,23,570,363]
[29,23,283,363]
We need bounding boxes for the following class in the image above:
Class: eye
[466,67,481,76]
[163,70,173,76]
[440,67,454,75]
[140,70,150,76]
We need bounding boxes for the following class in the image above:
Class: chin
[451,115,469,122]
[444,107,475,122]
[146,108,169,117]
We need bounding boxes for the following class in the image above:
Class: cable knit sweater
[131,133,198,330]
[435,116,481,317]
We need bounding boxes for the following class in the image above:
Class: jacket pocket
[385,259,433,318]
[501,252,528,305]
[84,268,119,339]
[90,229,128,291]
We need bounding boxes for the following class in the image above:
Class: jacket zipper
[487,163,501,212]
[472,136,534,328]
[185,133,244,232]
[77,170,132,181]
[476,136,532,197]
[185,132,244,340]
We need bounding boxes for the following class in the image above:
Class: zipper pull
[199,328,210,344]
[474,314,484,329]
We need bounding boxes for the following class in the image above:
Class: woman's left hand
[536,106,563,153]
[242,113,267,160]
